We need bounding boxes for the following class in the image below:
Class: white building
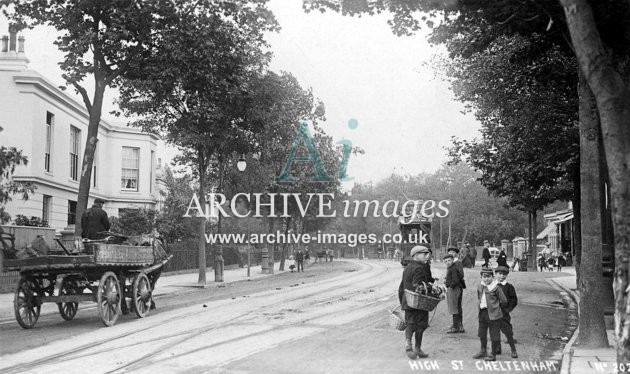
[0,27,159,231]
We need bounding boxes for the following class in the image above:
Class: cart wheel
[57,277,79,321]
[97,272,121,327]
[132,273,152,318]
[14,276,41,329]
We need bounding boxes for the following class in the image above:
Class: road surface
[0,260,572,373]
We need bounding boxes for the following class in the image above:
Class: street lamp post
[215,155,247,283]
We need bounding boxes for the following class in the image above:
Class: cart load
[2,231,172,329]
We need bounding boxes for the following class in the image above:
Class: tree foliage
[0,127,35,224]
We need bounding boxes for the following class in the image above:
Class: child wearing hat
[473,268,507,361]
[398,245,434,359]
[495,266,518,358]
[444,247,466,333]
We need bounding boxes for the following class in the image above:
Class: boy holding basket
[398,245,434,359]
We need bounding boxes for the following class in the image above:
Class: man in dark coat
[482,240,491,268]
[497,248,508,268]
[398,245,434,359]
[81,198,110,240]
[495,266,518,358]
[445,247,466,333]
[295,249,304,272]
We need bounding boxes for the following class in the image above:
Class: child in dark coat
[473,268,507,362]
[495,266,518,358]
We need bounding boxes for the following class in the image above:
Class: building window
[70,126,80,181]
[42,195,51,224]
[121,147,139,191]
[67,200,77,225]
[92,142,98,188]
[45,112,54,172]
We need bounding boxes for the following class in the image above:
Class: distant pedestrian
[511,256,521,272]
[497,248,508,268]
[296,249,304,272]
[473,268,507,362]
[288,255,296,273]
[304,247,310,265]
[482,241,491,268]
[495,266,518,358]
[547,256,555,272]
[537,254,546,272]
[557,254,566,272]
[444,247,466,334]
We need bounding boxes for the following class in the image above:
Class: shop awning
[537,223,556,240]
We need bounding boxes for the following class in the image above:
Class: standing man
[80,198,110,240]
[295,248,304,272]
[398,245,434,359]
[445,247,466,333]
[482,240,491,269]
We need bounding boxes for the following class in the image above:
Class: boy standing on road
[398,245,434,359]
[473,268,507,362]
[495,266,518,358]
[445,247,466,333]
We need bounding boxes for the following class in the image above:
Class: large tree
[303,0,623,348]
[558,0,630,361]
[117,1,277,284]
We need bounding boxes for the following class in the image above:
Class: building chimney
[0,26,30,71]
[18,36,25,53]
[8,25,17,52]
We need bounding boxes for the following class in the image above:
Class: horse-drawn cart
[3,237,172,329]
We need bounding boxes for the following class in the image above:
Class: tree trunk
[197,151,207,285]
[74,82,106,237]
[573,184,582,286]
[577,69,609,347]
[527,210,536,271]
[279,216,292,271]
[268,216,274,274]
[533,209,538,269]
[561,0,630,360]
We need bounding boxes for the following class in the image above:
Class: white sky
[1,1,480,186]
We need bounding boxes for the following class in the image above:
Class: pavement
[547,267,617,374]
[0,261,288,322]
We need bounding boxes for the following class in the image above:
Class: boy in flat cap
[81,198,110,240]
[473,268,507,361]
[495,266,518,358]
[444,247,466,333]
[398,245,434,359]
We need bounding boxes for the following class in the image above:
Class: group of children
[444,247,518,361]
[473,265,518,361]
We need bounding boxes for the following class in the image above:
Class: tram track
[0,261,399,373]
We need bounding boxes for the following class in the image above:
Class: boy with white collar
[495,266,518,358]
[473,268,507,361]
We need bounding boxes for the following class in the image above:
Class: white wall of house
[0,29,159,232]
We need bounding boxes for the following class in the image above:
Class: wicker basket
[404,287,441,312]
[389,305,406,331]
